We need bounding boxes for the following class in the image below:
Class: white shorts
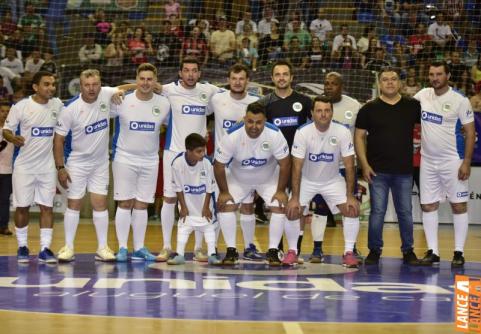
[66,160,109,199]
[213,167,254,205]
[298,176,347,214]
[163,150,179,198]
[420,158,469,204]
[177,216,217,234]
[228,172,279,207]
[12,171,56,207]
[112,161,158,203]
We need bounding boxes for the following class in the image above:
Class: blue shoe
[17,246,30,263]
[38,248,57,264]
[208,253,222,265]
[116,247,129,262]
[243,244,264,261]
[309,248,324,263]
[131,247,156,261]
[167,253,185,265]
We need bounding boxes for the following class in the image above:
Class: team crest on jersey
[152,106,161,116]
[292,102,303,112]
[329,136,338,145]
[200,92,208,102]
[442,103,451,112]
[344,110,353,120]
[50,111,57,119]
[100,102,108,113]
[262,141,270,151]
[200,170,207,178]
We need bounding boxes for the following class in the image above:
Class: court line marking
[283,322,304,334]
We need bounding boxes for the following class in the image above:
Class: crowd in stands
[0,0,481,104]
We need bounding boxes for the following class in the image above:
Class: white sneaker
[95,246,116,262]
[193,248,208,262]
[156,248,172,262]
[57,245,75,262]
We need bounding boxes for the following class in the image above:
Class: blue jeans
[368,173,414,253]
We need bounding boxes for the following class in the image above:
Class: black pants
[0,174,12,228]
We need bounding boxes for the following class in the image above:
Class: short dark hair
[32,71,54,86]
[378,66,400,78]
[271,60,293,76]
[312,95,333,110]
[137,62,157,76]
[180,56,201,71]
[246,101,266,115]
[228,63,250,78]
[185,133,207,151]
[430,60,451,74]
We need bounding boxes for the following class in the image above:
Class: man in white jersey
[287,95,360,268]
[111,63,170,262]
[2,71,62,263]
[167,133,220,265]
[305,72,362,263]
[414,61,475,267]
[158,56,222,262]
[214,102,291,266]
[209,63,263,261]
[54,69,133,262]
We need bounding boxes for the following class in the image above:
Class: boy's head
[0,103,11,122]
[185,133,207,162]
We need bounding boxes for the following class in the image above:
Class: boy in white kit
[167,133,219,265]
[111,63,170,262]
[287,95,360,268]
[54,69,134,262]
[214,102,291,266]
[414,61,476,267]
[2,71,62,263]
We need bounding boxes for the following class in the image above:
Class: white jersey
[215,122,289,184]
[291,121,354,184]
[163,81,222,152]
[414,87,474,161]
[171,152,215,217]
[111,91,170,166]
[332,94,360,169]
[3,96,63,174]
[209,90,259,151]
[55,87,118,166]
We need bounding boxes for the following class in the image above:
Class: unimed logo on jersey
[309,152,334,162]
[182,105,206,115]
[457,191,469,198]
[183,184,206,194]
[31,127,54,137]
[422,111,443,124]
[223,119,236,129]
[129,121,155,132]
[241,158,267,167]
[273,116,298,127]
[85,119,108,134]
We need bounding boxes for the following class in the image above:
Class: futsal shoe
[282,249,298,266]
[342,251,359,268]
[116,247,129,262]
[132,247,157,261]
[243,244,264,261]
[451,251,465,268]
[193,249,208,262]
[38,248,57,264]
[95,246,116,262]
[353,246,364,264]
[402,249,419,265]
[417,249,440,266]
[364,250,381,265]
[266,248,282,266]
[208,253,222,265]
[222,247,239,265]
[17,246,30,263]
[167,253,185,265]
[309,248,324,263]
[57,245,75,262]
[156,248,173,262]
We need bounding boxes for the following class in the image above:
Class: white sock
[342,217,359,253]
[194,230,203,250]
[269,213,285,249]
[240,213,255,248]
[93,210,109,249]
[40,228,53,250]
[176,225,190,256]
[15,226,28,247]
[218,212,237,248]
[311,214,327,241]
[205,229,216,255]
[115,207,131,249]
[453,212,469,253]
[161,202,175,249]
[64,208,80,249]
[284,217,300,253]
[422,211,439,255]
[132,209,148,251]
